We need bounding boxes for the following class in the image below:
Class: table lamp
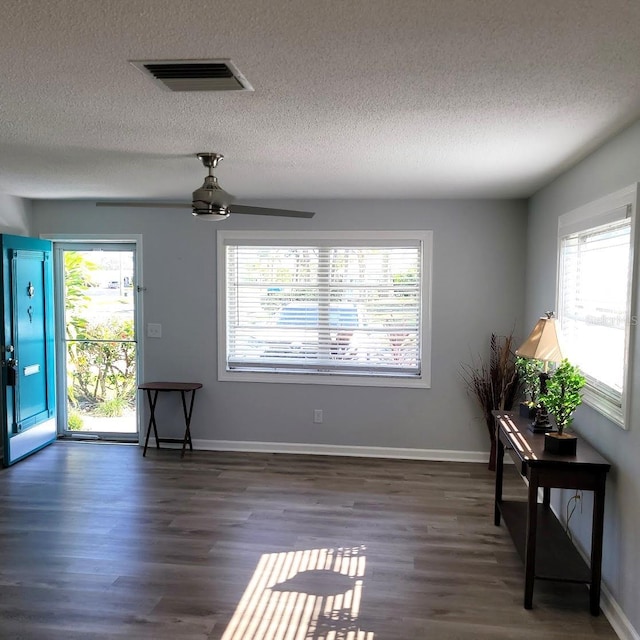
[516,312,564,432]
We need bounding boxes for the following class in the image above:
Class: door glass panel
[62,248,137,435]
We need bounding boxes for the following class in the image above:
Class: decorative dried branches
[461,332,521,470]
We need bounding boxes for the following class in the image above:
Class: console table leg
[524,470,539,609]
[590,475,607,616]
[494,432,504,526]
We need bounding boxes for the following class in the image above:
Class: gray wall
[0,194,32,235]
[33,198,527,457]
[528,118,640,634]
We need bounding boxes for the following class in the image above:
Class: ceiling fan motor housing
[192,175,234,220]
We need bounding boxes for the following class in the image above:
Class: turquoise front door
[1,235,56,466]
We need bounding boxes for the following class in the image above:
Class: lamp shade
[516,315,564,363]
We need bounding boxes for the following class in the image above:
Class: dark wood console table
[493,411,610,615]
[139,382,202,458]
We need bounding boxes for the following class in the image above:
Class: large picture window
[217,231,432,387]
[557,184,639,428]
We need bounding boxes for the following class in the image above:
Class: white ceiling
[2,0,640,202]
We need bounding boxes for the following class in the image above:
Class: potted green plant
[515,356,543,418]
[540,359,586,455]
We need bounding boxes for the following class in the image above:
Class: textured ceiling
[2,0,640,201]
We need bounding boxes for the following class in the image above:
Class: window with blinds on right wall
[556,183,639,428]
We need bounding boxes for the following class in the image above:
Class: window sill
[218,369,430,388]
[582,387,627,430]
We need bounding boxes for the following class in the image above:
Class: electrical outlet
[147,323,162,338]
[313,409,323,424]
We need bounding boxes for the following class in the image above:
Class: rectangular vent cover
[130,59,253,92]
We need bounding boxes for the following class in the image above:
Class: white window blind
[557,184,638,428]
[218,231,431,385]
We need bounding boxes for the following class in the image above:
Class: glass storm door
[56,244,138,439]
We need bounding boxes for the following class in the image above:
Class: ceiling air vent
[130,59,254,92]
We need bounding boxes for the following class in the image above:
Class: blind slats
[225,243,422,377]
[558,217,631,401]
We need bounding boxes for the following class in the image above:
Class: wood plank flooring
[0,443,618,639]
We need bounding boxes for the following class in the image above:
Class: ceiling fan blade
[230,204,315,218]
[95,201,315,218]
[95,201,191,208]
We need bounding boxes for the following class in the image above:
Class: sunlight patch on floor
[222,546,374,640]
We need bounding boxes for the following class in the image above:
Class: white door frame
[43,234,144,443]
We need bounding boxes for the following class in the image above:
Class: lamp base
[529,422,555,434]
[528,407,555,434]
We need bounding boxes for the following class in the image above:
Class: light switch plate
[147,323,162,338]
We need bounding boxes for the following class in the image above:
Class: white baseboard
[188,438,489,463]
[601,584,640,640]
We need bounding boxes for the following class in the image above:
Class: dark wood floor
[0,443,618,640]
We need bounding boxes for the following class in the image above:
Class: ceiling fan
[95,152,315,220]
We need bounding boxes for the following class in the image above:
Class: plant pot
[544,432,577,455]
[519,402,537,419]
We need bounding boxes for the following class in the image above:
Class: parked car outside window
[254,302,360,360]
